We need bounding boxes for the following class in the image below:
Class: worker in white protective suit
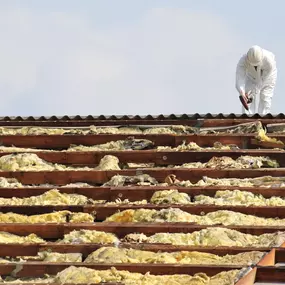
[235,45,277,115]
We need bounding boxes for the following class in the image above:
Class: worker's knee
[260,84,275,101]
[260,90,272,100]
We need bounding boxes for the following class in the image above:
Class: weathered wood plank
[85,205,285,220]
[0,243,270,257]
[1,185,285,200]
[2,169,285,184]
[0,204,285,219]
[0,223,283,239]
[0,118,285,127]
[64,223,285,237]
[0,224,63,239]
[0,135,176,149]
[0,187,110,199]
[0,134,284,149]
[0,262,245,277]
[110,186,285,201]
[0,150,285,166]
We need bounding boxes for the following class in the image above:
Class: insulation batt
[199,121,263,134]
[0,121,265,137]
[0,177,23,188]
[148,189,285,207]
[0,138,154,152]
[12,188,283,207]
[105,198,147,205]
[69,212,94,223]
[37,252,82,262]
[150,189,191,204]
[68,138,154,151]
[0,231,44,244]
[164,174,285,188]
[89,126,143,134]
[0,153,120,171]
[103,174,159,187]
[14,252,83,263]
[104,174,285,188]
[256,129,284,146]
[0,230,121,245]
[97,155,120,170]
[157,141,239,152]
[0,211,93,223]
[188,176,285,188]
[85,246,264,266]
[60,182,92,188]
[8,187,284,207]
[53,266,241,285]
[0,189,89,206]
[0,140,239,152]
[194,190,285,206]
[104,208,285,226]
[1,188,285,208]
[0,146,54,153]
[171,155,279,169]
[6,174,280,189]
[0,177,94,188]
[56,228,285,248]
[0,125,197,135]
[59,229,119,244]
[1,266,242,285]
[0,188,124,206]
[2,276,55,283]
[123,227,285,247]
[3,140,276,153]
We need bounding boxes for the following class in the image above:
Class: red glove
[246,93,253,103]
[239,91,253,110]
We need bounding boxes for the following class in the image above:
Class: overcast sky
[0,0,283,116]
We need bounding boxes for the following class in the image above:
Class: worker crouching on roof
[235,45,277,115]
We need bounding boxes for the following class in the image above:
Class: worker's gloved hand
[245,92,253,103]
[239,91,253,111]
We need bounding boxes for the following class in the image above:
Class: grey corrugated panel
[0,113,284,121]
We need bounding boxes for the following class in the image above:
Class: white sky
[0,0,284,116]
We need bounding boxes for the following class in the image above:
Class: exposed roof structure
[0,115,283,284]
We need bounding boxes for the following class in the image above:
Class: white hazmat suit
[235,46,277,115]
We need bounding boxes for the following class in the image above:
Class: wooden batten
[64,223,285,237]
[0,187,110,199]
[0,150,285,165]
[86,205,285,220]
[109,185,285,200]
[0,133,283,149]
[1,223,285,239]
[0,243,271,258]
[2,169,285,184]
[1,204,285,219]
[0,263,245,278]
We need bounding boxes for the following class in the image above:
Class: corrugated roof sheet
[1,113,285,121]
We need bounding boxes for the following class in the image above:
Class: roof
[0,115,283,283]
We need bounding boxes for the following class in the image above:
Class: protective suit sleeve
[235,55,247,95]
